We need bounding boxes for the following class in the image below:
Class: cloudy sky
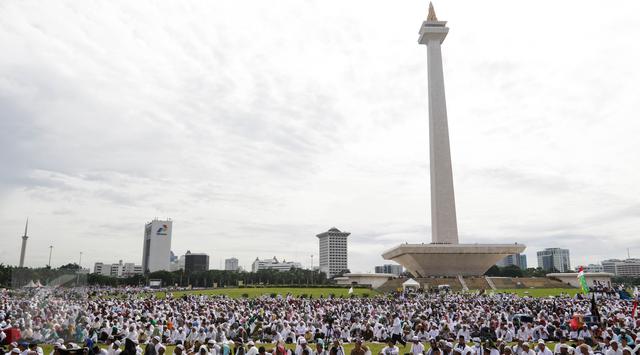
[1,0,639,273]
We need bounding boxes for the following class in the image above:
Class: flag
[577,267,589,295]
[348,287,353,294]
[633,299,638,319]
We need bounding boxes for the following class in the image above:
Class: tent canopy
[402,278,420,291]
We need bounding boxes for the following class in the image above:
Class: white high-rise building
[601,258,640,276]
[225,257,239,271]
[316,227,350,278]
[142,219,173,273]
[94,260,143,278]
[251,257,302,272]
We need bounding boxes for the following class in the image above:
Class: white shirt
[392,318,402,335]
[411,342,425,355]
[380,346,399,355]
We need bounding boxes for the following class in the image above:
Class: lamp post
[310,254,314,285]
[48,245,53,268]
[75,251,83,286]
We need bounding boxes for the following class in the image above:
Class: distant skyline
[1,1,640,272]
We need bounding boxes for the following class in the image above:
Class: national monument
[382,3,525,277]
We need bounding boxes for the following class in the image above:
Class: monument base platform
[382,243,526,277]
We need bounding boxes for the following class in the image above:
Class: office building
[537,248,571,272]
[316,227,350,278]
[225,257,239,271]
[142,219,173,273]
[184,251,210,273]
[601,258,640,277]
[579,263,604,273]
[375,264,403,276]
[496,253,527,270]
[251,257,302,272]
[94,260,143,278]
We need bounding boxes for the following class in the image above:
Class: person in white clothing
[536,341,553,355]
[172,344,185,355]
[247,341,259,355]
[521,343,535,355]
[108,340,122,355]
[410,336,425,355]
[606,341,622,355]
[379,339,399,355]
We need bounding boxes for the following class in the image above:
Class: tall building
[537,248,571,272]
[316,227,350,278]
[19,219,29,268]
[601,258,640,277]
[142,219,173,273]
[94,260,143,278]
[225,257,239,271]
[496,253,527,270]
[380,4,525,277]
[251,257,302,272]
[375,264,403,276]
[183,251,210,273]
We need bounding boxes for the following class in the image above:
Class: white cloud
[1,0,639,272]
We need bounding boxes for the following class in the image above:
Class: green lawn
[151,287,377,299]
[494,288,580,297]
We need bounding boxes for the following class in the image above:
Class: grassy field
[494,288,580,297]
[151,287,378,299]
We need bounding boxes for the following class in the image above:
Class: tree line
[0,263,329,288]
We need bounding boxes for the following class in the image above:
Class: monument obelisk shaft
[419,3,459,244]
[19,219,29,267]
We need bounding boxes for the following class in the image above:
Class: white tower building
[316,227,350,278]
[382,3,525,277]
[421,2,458,244]
[19,219,29,268]
[142,219,173,273]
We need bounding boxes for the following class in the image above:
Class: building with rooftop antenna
[316,227,350,278]
[382,3,525,277]
[19,219,29,268]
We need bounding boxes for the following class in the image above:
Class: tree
[501,265,523,277]
[523,267,548,277]
[484,265,501,276]
[59,263,81,271]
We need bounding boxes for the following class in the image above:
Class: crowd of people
[1,286,639,355]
